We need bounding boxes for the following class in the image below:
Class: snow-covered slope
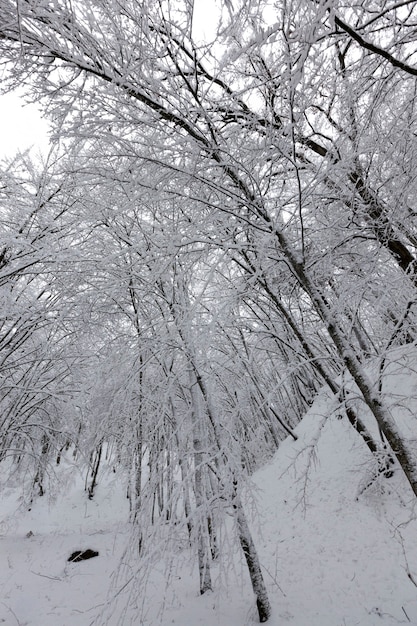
[1,349,417,625]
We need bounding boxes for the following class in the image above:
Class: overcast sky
[0,92,50,159]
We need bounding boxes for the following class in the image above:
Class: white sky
[192,0,222,41]
[0,92,50,159]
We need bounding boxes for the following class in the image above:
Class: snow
[2,350,417,625]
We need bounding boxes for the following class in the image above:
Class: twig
[397,533,417,588]
[0,602,22,625]
[402,606,411,622]
[29,569,62,581]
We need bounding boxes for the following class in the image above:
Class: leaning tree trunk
[281,243,417,497]
[233,482,272,623]
[172,277,272,613]
[193,385,272,621]
[188,355,272,620]
[237,252,393,473]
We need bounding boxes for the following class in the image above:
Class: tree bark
[233,485,271,623]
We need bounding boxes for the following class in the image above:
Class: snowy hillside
[1,349,417,625]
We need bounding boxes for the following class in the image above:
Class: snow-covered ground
[2,348,417,625]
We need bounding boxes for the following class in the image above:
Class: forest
[1,1,417,623]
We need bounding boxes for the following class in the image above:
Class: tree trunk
[251,267,393,472]
[285,248,417,495]
[233,485,271,623]
[33,434,50,498]
[87,443,103,499]
[189,368,212,595]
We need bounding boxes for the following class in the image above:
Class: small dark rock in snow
[68,549,99,562]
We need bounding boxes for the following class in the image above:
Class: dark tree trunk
[88,443,103,499]
[233,487,271,622]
